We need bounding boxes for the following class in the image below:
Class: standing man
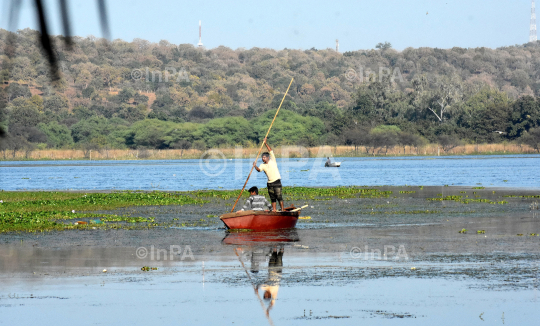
[254,138,284,212]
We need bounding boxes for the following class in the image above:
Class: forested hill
[1,28,540,154]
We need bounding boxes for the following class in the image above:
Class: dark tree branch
[97,0,111,40]
[59,0,73,49]
[34,0,60,81]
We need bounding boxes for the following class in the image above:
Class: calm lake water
[1,155,539,191]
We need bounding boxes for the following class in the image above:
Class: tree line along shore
[1,29,540,155]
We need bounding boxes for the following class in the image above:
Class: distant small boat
[325,162,341,167]
[220,210,300,230]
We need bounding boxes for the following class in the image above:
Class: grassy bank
[0,144,537,161]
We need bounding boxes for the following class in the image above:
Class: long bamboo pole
[230,77,294,212]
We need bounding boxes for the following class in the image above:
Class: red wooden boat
[220,210,300,230]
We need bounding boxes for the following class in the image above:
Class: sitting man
[325,157,332,167]
[236,186,272,213]
[254,138,284,212]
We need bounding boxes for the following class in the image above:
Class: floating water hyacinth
[141,266,158,271]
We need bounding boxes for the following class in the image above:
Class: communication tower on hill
[198,20,204,47]
[336,39,339,52]
[531,1,537,42]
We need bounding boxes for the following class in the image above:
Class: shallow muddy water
[1,242,539,326]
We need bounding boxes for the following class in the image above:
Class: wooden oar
[230,77,294,212]
[290,205,308,212]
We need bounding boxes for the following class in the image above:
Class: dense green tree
[133,92,149,105]
[116,88,135,103]
[43,94,68,113]
[252,110,326,145]
[7,98,42,132]
[123,119,177,149]
[352,94,376,121]
[82,86,96,98]
[73,106,96,120]
[508,96,540,138]
[114,103,147,122]
[201,117,256,147]
[71,116,112,143]
[38,121,73,148]
[457,88,512,142]
[5,83,31,102]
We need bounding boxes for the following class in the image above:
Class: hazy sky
[1,0,536,51]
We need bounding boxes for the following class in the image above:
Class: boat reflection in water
[222,229,299,319]
[221,229,299,245]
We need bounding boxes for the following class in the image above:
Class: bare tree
[413,75,463,123]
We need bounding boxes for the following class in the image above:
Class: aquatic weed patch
[427,195,508,205]
[0,191,206,233]
[0,191,83,203]
[284,187,393,201]
[0,191,206,213]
